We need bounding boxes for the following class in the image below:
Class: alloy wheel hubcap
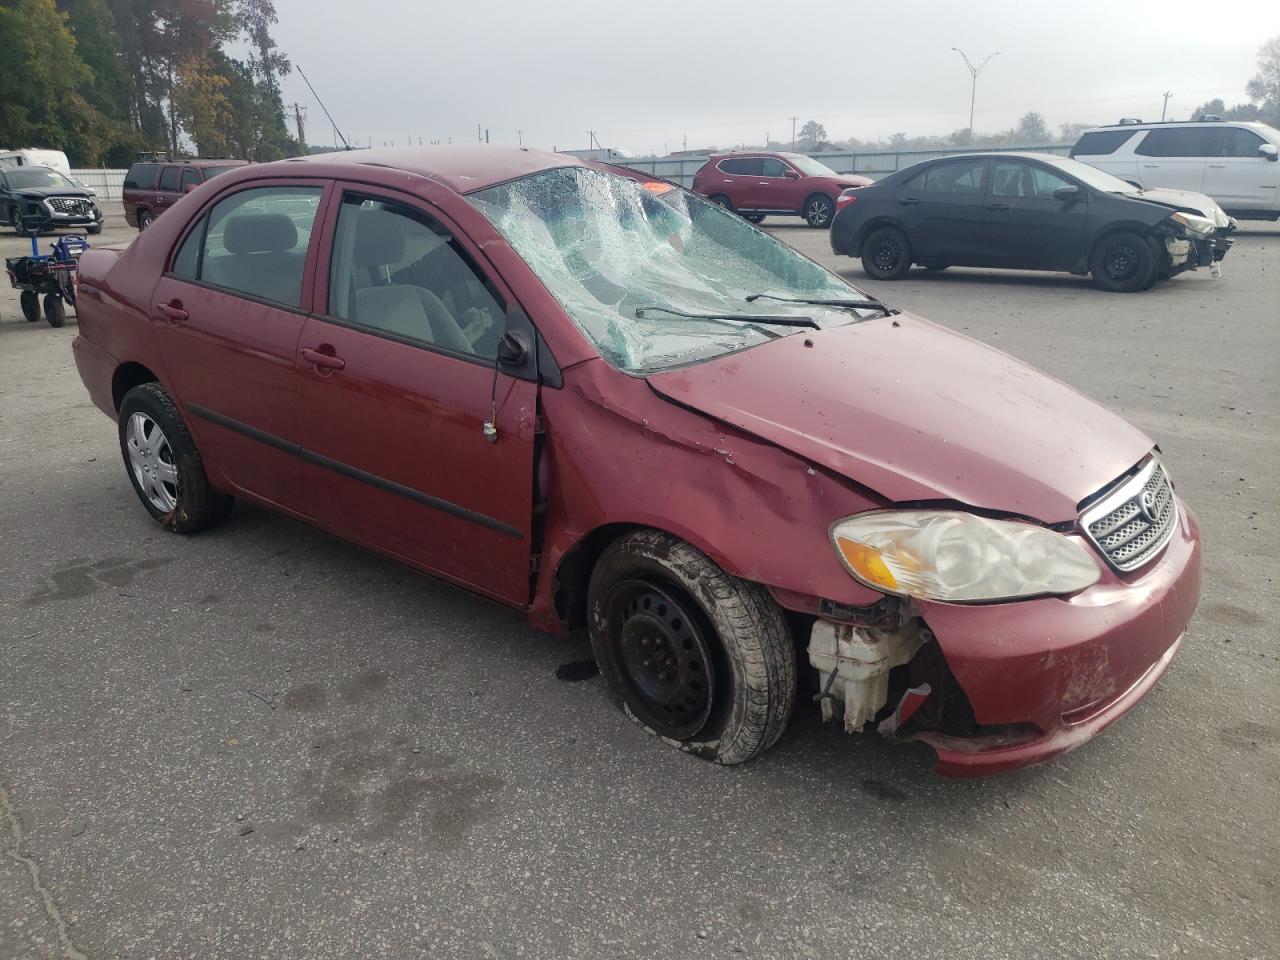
[809,201,830,225]
[125,412,178,512]
[606,581,715,739]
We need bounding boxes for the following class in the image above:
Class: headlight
[1170,211,1215,238]
[830,510,1101,602]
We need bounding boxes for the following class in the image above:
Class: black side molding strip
[186,403,524,540]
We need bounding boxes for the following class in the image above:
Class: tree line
[0,0,298,166]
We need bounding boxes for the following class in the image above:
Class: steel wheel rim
[125,412,179,512]
[603,580,715,739]
[1106,244,1138,280]
[873,237,901,271]
[808,199,831,226]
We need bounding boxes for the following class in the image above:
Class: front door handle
[985,201,1011,211]
[156,301,188,323]
[1208,163,1226,168]
[898,197,921,206]
[300,347,345,371]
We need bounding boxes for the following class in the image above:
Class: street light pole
[951,48,999,143]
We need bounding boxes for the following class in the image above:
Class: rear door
[154,165,182,217]
[716,157,762,210]
[291,184,537,605]
[151,180,330,512]
[982,160,1088,269]
[896,158,989,263]
[1202,126,1277,212]
[1133,127,1210,192]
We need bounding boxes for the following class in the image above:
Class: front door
[292,186,537,605]
[1202,127,1279,213]
[981,160,1088,270]
[151,180,329,511]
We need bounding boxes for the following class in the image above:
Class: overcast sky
[270,0,1278,154]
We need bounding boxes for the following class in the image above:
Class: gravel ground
[1,204,1277,960]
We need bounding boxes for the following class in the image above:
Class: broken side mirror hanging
[483,332,530,444]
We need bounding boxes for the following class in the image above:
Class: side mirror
[1260,143,1279,162]
[497,331,528,365]
[1052,185,1081,202]
[783,170,800,180]
[183,183,199,193]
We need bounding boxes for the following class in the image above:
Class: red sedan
[71,147,1200,776]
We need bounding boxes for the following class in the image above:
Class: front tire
[708,194,733,212]
[743,213,766,224]
[1089,231,1156,292]
[860,226,913,280]
[43,295,66,328]
[20,291,40,322]
[117,383,233,532]
[587,530,796,765]
[803,194,835,228]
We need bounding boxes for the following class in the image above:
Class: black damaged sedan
[830,152,1234,292]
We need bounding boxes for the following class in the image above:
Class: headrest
[353,208,406,267]
[222,213,297,254]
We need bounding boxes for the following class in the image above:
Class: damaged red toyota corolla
[71,147,1200,776]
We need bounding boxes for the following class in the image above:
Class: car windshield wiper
[634,305,820,330]
[744,292,897,316]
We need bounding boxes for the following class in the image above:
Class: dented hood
[1129,187,1235,228]
[646,314,1153,522]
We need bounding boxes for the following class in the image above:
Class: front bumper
[909,499,1201,776]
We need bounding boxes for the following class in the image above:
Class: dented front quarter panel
[528,358,886,635]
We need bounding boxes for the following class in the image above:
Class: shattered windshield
[468,166,866,372]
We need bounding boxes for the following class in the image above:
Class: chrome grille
[1080,460,1178,572]
[48,197,91,215]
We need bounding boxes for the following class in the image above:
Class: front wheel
[743,213,766,224]
[1089,231,1156,292]
[117,382,234,532]
[708,194,733,212]
[20,291,40,322]
[804,194,835,228]
[860,226,913,280]
[43,295,66,328]
[87,222,102,235]
[587,530,796,765]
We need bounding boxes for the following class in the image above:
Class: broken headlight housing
[1170,211,1216,238]
[829,510,1101,602]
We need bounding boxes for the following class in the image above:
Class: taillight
[836,188,859,211]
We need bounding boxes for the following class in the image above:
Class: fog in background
[273,0,1278,153]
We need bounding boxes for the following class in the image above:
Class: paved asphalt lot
[1,204,1277,960]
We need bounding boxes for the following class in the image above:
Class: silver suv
[1071,119,1280,221]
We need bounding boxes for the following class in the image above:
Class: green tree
[1016,112,1049,142]
[1245,36,1280,122]
[798,120,828,148]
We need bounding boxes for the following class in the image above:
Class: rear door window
[158,166,181,191]
[124,163,158,189]
[1135,128,1213,157]
[719,157,764,176]
[760,158,790,177]
[906,159,986,195]
[1070,130,1136,157]
[178,186,323,307]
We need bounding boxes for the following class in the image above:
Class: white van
[0,148,72,178]
[1071,120,1280,221]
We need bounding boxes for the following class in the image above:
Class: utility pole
[291,103,306,150]
[1161,91,1172,121]
[517,130,523,147]
[951,48,999,143]
[790,116,798,151]
[485,128,490,144]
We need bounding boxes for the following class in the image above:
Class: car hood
[646,314,1153,523]
[15,186,96,201]
[1128,187,1234,228]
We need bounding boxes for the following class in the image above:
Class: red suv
[123,158,250,231]
[692,152,871,227]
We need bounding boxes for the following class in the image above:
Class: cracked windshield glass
[469,167,869,372]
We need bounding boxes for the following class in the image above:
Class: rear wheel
[20,291,40,322]
[1089,231,1155,292]
[860,226,913,280]
[804,194,835,228]
[587,529,795,765]
[43,295,66,328]
[87,222,102,235]
[136,209,153,231]
[708,194,733,212]
[117,382,234,532]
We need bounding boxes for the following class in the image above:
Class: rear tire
[860,226,913,280]
[43,295,66,328]
[117,382,234,533]
[587,529,795,765]
[1089,230,1156,292]
[803,193,835,228]
[87,223,102,235]
[708,194,733,212]
[20,291,40,322]
[136,209,153,231]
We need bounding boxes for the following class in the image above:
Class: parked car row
[71,146,1200,777]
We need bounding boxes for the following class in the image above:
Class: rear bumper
[912,499,1201,777]
[72,335,119,419]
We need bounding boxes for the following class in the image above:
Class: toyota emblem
[1139,489,1159,522]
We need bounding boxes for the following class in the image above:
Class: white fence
[70,168,128,199]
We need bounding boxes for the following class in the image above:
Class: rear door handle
[898,197,921,206]
[300,347,345,371]
[985,202,1011,211]
[1208,163,1226,168]
[155,302,188,322]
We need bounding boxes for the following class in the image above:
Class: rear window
[124,163,158,189]
[1135,128,1214,157]
[158,166,181,191]
[1070,130,1136,157]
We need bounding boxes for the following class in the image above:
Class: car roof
[130,158,251,167]
[709,151,807,160]
[1081,120,1272,131]
[284,145,587,194]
